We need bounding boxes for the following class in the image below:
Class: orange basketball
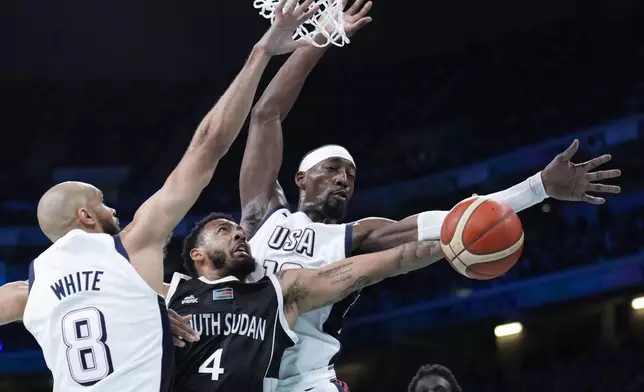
[440,197,524,280]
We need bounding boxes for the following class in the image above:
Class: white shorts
[275,367,347,392]
[302,380,346,392]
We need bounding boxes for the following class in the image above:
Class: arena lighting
[494,322,523,337]
[631,297,644,310]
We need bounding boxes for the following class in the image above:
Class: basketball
[440,197,524,280]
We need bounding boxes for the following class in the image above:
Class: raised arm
[240,47,329,235]
[352,140,621,253]
[119,0,320,292]
[277,240,442,320]
[239,0,373,236]
[0,281,28,326]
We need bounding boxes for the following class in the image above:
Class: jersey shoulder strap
[248,206,290,241]
[165,272,193,306]
[264,274,298,344]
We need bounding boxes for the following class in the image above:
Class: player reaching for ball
[0,3,322,391]
[166,214,443,392]
[239,3,622,388]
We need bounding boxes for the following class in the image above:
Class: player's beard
[322,196,346,222]
[98,215,121,236]
[210,249,256,280]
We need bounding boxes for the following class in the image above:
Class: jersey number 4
[199,348,225,380]
[61,307,114,386]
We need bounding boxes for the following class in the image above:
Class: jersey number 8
[61,307,114,386]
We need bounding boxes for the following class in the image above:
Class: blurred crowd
[472,345,644,392]
[1,17,643,209]
[1,5,644,392]
[351,200,644,316]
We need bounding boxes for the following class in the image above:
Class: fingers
[299,1,320,20]
[582,194,605,205]
[354,1,372,19]
[580,154,611,171]
[173,337,186,348]
[559,139,579,162]
[353,16,372,30]
[586,169,621,182]
[285,0,299,13]
[346,0,366,15]
[294,0,314,13]
[586,183,621,194]
[275,0,288,17]
[168,310,200,343]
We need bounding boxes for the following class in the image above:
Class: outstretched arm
[277,240,442,321]
[353,140,621,253]
[0,281,28,326]
[120,1,320,292]
[239,47,322,234]
[240,0,372,236]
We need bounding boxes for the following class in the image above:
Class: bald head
[37,182,119,242]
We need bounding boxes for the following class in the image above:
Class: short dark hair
[407,364,462,392]
[181,212,234,277]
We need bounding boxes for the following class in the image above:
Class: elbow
[359,232,386,254]
[200,123,233,159]
[251,102,281,124]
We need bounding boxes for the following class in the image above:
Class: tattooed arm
[276,240,443,326]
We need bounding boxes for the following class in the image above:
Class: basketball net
[253,0,349,47]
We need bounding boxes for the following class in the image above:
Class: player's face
[414,375,453,392]
[200,219,255,278]
[296,157,356,221]
[87,188,120,236]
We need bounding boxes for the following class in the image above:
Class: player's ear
[77,207,96,226]
[190,248,204,263]
[295,171,306,190]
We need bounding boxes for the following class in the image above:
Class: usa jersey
[166,272,297,392]
[247,207,357,390]
[23,229,174,392]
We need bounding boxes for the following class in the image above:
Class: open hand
[343,0,373,37]
[258,0,321,55]
[541,139,621,204]
[168,308,200,347]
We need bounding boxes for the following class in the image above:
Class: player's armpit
[277,240,444,318]
[0,281,29,326]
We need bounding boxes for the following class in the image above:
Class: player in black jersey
[166,212,443,392]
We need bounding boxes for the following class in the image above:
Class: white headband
[298,145,356,172]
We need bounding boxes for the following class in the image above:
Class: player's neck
[199,269,243,282]
[298,206,338,224]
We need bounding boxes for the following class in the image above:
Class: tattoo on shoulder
[280,271,309,308]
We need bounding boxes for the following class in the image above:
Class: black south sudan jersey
[166,273,297,392]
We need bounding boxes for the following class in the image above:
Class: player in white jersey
[168,212,452,392]
[239,2,622,390]
[0,12,320,390]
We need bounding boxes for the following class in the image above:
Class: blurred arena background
[1,0,643,390]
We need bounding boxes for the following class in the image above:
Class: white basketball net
[253,0,349,48]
